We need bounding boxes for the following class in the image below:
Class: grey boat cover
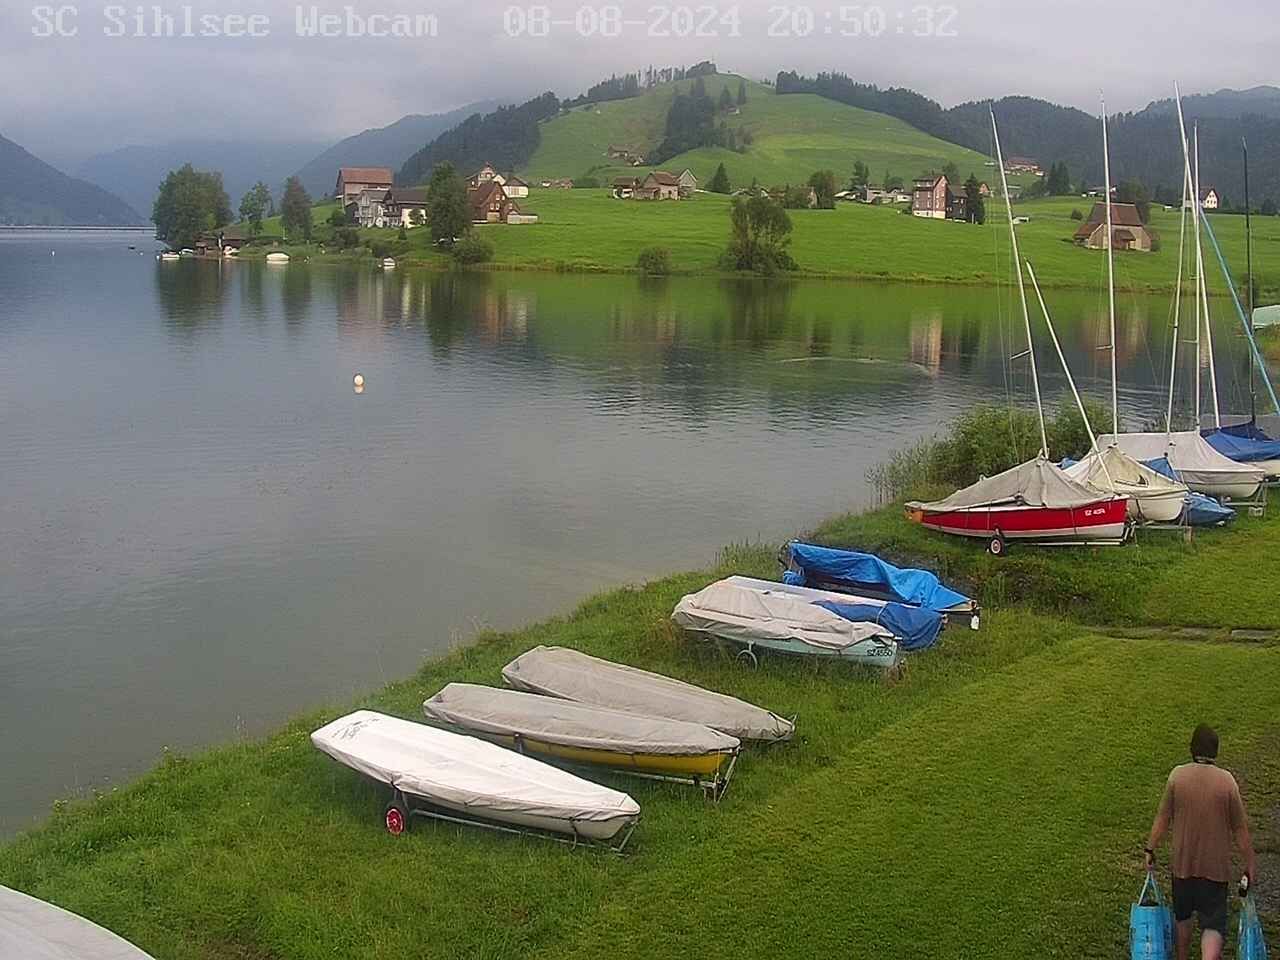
[672,577,897,650]
[1063,445,1187,496]
[502,646,794,743]
[0,885,155,960]
[1098,432,1265,486]
[311,710,639,825]
[423,683,740,757]
[907,456,1106,512]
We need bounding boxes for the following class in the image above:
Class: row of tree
[152,164,315,249]
[650,76,748,163]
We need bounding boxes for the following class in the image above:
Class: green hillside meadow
[522,74,1003,189]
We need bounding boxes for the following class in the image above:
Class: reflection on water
[0,233,1267,836]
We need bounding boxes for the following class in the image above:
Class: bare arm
[1146,778,1174,870]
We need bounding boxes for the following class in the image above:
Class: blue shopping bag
[1130,871,1174,960]
[1239,890,1269,960]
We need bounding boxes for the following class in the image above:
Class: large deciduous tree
[152,164,232,249]
[808,170,837,209]
[721,194,796,275]
[426,162,470,246]
[239,181,272,236]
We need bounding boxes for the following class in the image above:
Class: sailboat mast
[1102,98,1119,435]
[1194,126,1222,428]
[991,106,1048,456]
[1166,161,1190,434]
[1174,91,1202,428]
[1244,137,1255,423]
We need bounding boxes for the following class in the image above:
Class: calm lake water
[0,229,1262,835]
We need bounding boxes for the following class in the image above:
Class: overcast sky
[2,0,1276,167]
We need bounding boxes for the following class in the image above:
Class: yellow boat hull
[489,733,733,779]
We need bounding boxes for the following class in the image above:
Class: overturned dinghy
[502,646,794,743]
[424,684,739,797]
[311,710,640,846]
[0,885,157,960]
[1099,432,1263,502]
[780,541,978,625]
[1063,445,1189,523]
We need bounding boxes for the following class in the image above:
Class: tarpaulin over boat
[1063,445,1187,496]
[423,683,739,757]
[0,884,157,960]
[311,711,640,826]
[672,578,896,651]
[907,456,1104,512]
[812,600,942,651]
[1144,458,1235,526]
[1203,428,1280,464]
[1098,432,1264,490]
[1218,420,1276,441]
[780,541,973,613]
[502,646,794,743]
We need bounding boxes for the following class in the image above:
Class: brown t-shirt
[1157,761,1247,882]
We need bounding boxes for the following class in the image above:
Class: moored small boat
[906,456,1129,553]
[1062,445,1188,523]
[672,577,904,666]
[265,252,290,264]
[311,710,640,844]
[382,257,396,269]
[502,646,794,743]
[423,683,739,793]
[1099,431,1264,501]
[158,251,180,261]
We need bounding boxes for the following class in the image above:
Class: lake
[0,229,1261,835]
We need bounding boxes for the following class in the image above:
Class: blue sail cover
[814,601,942,652]
[782,542,972,612]
[1203,428,1280,464]
[1219,420,1276,442]
[1143,459,1233,527]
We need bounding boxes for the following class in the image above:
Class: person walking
[1145,723,1258,960]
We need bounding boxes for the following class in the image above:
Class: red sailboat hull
[907,498,1129,543]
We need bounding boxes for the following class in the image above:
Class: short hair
[1190,724,1219,760]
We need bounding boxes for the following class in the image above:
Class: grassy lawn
[2,497,1278,958]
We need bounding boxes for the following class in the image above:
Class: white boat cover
[672,577,896,650]
[423,683,740,757]
[0,885,155,960]
[311,711,639,826]
[907,456,1106,512]
[1098,432,1264,487]
[1063,445,1187,497]
[502,646,794,743]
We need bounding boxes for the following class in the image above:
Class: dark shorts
[1172,877,1229,934]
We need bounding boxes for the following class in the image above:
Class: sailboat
[906,108,1129,555]
[1047,99,1188,524]
[1100,90,1264,503]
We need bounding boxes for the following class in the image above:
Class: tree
[1115,178,1151,223]
[279,176,312,241]
[409,208,426,228]
[152,164,232,249]
[718,87,733,112]
[808,170,837,209]
[239,181,272,236]
[708,162,731,194]
[1045,161,1072,196]
[963,173,986,224]
[737,78,747,106]
[721,194,795,275]
[327,207,348,229]
[849,160,870,190]
[883,172,904,191]
[426,162,470,246]
[941,161,959,184]
[1262,198,1278,217]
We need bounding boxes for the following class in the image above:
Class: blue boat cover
[1219,420,1276,442]
[783,542,972,613]
[1203,429,1280,464]
[814,601,943,652]
[1142,459,1234,526]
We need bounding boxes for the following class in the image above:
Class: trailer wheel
[384,801,409,836]
[987,533,1007,557]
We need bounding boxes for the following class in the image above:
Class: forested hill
[779,72,1280,208]
[0,133,143,226]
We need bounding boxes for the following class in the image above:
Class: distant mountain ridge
[293,101,502,198]
[0,133,142,226]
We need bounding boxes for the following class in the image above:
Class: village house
[468,180,520,223]
[978,182,991,197]
[1186,186,1221,210]
[382,187,427,228]
[1072,202,1153,252]
[612,176,637,199]
[350,188,389,228]
[334,167,394,206]
[192,226,252,256]
[503,175,530,198]
[606,145,646,165]
[911,175,948,219]
[1004,156,1043,176]
[468,163,500,188]
[677,169,698,197]
[633,171,681,200]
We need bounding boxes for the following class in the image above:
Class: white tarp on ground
[1063,445,1188,495]
[0,885,156,960]
[311,711,639,826]
[502,647,794,743]
[672,578,895,650]
[907,457,1104,512]
[1098,431,1265,488]
[423,684,739,757]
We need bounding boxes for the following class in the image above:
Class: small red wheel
[384,802,408,836]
